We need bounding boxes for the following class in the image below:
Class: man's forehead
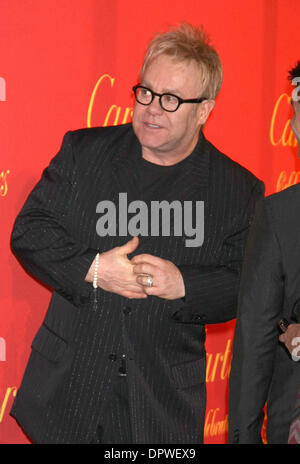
[143,54,199,72]
[139,55,204,98]
[141,56,201,85]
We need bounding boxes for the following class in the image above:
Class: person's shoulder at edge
[265,181,300,204]
[261,182,300,225]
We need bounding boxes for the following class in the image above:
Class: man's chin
[138,135,169,154]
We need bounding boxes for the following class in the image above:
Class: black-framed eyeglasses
[132,84,207,112]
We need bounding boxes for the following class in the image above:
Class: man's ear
[197,99,215,125]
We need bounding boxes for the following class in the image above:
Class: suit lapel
[111,129,142,201]
[174,131,210,201]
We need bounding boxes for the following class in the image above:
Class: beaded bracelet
[93,253,99,289]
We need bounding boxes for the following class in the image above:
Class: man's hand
[131,254,185,300]
[279,323,300,360]
[86,236,147,299]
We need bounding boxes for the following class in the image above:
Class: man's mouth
[144,122,162,129]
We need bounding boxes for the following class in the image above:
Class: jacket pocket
[32,323,67,363]
[171,356,206,389]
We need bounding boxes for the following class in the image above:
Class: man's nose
[146,95,164,114]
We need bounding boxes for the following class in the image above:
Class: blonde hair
[140,22,223,100]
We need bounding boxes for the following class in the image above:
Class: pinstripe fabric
[10,124,264,443]
[229,187,300,444]
[89,377,132,444]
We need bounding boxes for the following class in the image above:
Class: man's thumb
[120,236,139,255]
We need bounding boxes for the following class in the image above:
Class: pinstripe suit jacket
[10,123,264,444]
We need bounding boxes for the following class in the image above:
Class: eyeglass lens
[135,86,179,111]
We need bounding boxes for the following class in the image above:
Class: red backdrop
[1,0,300,444]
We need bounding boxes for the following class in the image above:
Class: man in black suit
[228,61,300,444]
[10,23,264,444]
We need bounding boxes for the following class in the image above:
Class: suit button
[123,306,132,315]
[193,314,206,322]
[119,354,127,376]
[118,366,127,376]
[108,353,117,361]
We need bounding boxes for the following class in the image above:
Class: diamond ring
[147,275,153,287]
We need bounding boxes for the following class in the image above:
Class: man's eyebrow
[141,80,182,96]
